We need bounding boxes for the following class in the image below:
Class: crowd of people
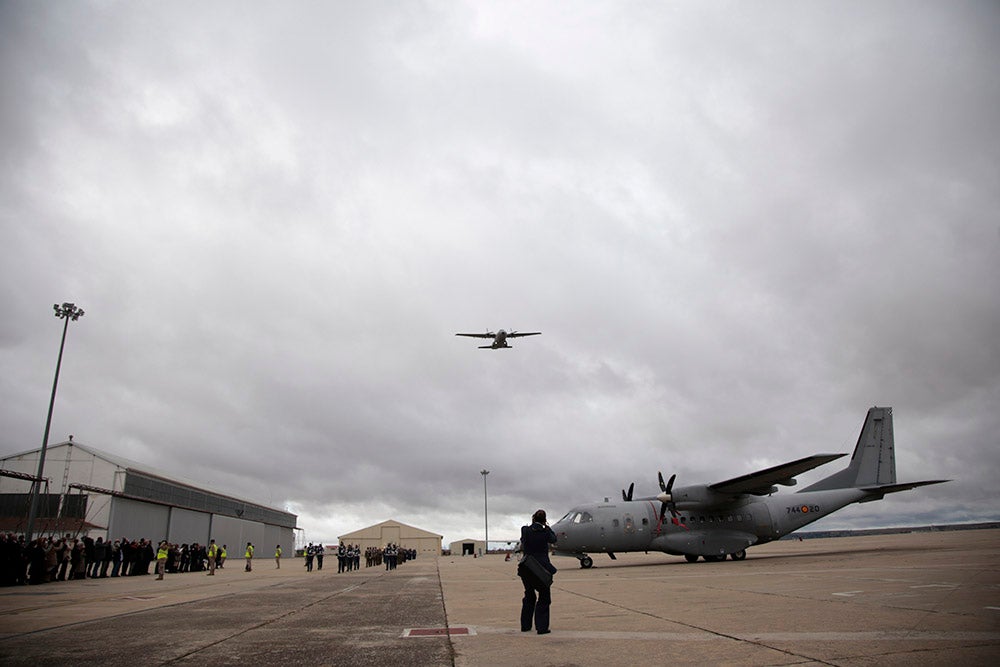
[1,532,423,587]
[0,533,244,586]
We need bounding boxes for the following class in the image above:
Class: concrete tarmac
[0,530,997,666]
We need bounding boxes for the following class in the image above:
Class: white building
[448,537,486,556]
[0,440,297,553]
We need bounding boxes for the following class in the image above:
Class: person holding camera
[518,509,558,634]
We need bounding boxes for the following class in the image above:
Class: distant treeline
[784,521,1000,540]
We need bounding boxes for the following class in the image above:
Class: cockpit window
[572,511,593,524]
[558,512,574,523]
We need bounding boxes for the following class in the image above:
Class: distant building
[338,519,442,557]
[448,538,486,556]
[0,440,297,551]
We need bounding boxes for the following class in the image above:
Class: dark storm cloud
[1,1,997,544]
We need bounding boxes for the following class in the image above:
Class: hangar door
[381,525,401,546]
[108,497,169,541]
[167,507,211,545]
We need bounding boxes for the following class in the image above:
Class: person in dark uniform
[518,509,557,634]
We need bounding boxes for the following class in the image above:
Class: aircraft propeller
[621,482,634,502]
[657,472,681,525]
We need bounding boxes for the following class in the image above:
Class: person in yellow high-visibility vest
[244,542,254,571]
[275,544,282,569]
[207,539,218,576]
[156,541,168,580]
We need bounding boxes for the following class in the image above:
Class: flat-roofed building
[0,440,297,553]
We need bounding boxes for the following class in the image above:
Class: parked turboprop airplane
[552,407,948,567]
[455,329,541,349]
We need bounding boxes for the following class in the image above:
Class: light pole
[480,469,489,555]
[25,302,84,543]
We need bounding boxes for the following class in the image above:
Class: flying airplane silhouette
[455,329,541,349]
[553,407,949,567]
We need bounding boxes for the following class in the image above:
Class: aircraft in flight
[455,329,541,349]
[552,407,948,567]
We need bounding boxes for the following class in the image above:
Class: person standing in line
[518,509,557,635]
[207,539,218,576]
[110,540,122,577]
[275,544,282,569]
[304,543,314,572]
[244,542,254,571]
[155,541,168,580]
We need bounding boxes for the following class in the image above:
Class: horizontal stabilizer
[859,479,950,497]
[710,454,847,496]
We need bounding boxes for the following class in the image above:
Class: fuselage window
[641,518,649,525]
[727,515,733,522]
[612,519,620,528]
[699,516,706,522]
[736,514,743,521]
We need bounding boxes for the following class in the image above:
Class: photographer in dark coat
[518,509,557,634]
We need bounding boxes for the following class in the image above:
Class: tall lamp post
[25,302,85,543]
[480,469,489,555]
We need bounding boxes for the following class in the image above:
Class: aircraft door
[753,503,774,538]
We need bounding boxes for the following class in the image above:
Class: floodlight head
[54,302,85,320]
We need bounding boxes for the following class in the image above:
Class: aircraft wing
[507,332,541,338]
[708,454,847,496]
[455,332,495,338]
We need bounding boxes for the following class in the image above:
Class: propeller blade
[621,482,635,502]
[656,472,679,523]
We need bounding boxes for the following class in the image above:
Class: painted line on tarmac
[464,627,1000,642]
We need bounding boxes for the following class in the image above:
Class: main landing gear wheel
[731,549,747,561]
[684,554,699,563]
[579,556,594,569]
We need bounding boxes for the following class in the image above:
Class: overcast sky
[1,1,998,548]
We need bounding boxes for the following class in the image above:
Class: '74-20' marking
[787,504,820,514]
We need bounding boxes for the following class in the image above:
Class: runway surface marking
[463,627,1000,642]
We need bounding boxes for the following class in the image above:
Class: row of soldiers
[298,543,419,573]
[0,533,232,586]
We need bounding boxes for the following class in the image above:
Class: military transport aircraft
[455,329,541,349]
[552,407,948,567]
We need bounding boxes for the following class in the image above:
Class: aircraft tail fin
[802,407,896,491]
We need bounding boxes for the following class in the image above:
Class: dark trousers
[520,579,551,633]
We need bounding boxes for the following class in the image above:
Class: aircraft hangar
[0,439,297,551]
[448,537,486,556]
[338,519,442,556]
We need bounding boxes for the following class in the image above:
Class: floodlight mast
[481,469,489,554]
[25,303,84,543]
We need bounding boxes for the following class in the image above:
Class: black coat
[520,522,557,574]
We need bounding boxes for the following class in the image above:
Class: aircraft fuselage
[552,487,868,564]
